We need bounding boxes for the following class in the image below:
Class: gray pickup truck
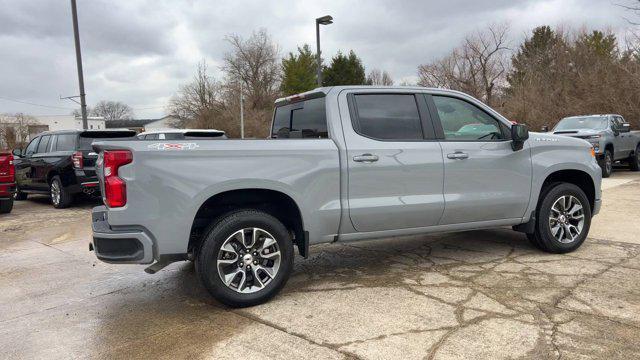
[91,86,602,307]
[551,114,640,177]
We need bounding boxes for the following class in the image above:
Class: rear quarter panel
[94,139,341,257]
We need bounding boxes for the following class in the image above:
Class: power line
[0,96,74,110]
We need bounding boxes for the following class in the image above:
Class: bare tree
[418,24,510,106]
[367,69,394,85]
[92,101,134,121]
[167,61,228,130]
[0,113,37,149]
[223,29,281,110]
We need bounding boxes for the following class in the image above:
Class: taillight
[0,154,14,179]
[103,150,132,208]
[8,154,14,179]
[72,151,83,169]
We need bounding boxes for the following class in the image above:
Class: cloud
[0,0,633,118]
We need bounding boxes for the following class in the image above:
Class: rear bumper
[67,173,100,195]
[91,205,154,264]
[0,182,16,199]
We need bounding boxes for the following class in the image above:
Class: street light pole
[240,81,244,139]
[70,0,88,130]
[315,15,333,87]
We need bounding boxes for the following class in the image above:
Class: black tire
[50,176,73,209]
[0,198,13,213]
[528,182,592,254]
[196,209,294,307]
[599,150,613,178]
[629,145,640,172]
[14,188,27,200]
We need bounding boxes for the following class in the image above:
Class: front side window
[271,97,327,139]
[433,96,505,141]
[24,137,40,156]
[352,94,423,140]
[36,135,51,153]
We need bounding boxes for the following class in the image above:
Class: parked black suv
[12,130,136,208]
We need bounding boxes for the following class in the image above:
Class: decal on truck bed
[147,143,199,151]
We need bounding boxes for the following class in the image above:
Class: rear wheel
[528,183,591,253]
[196,210,294,307]
[599,149,613,178]
[629,145,640,172]
[50,176,73,209]
[0,198,13,213]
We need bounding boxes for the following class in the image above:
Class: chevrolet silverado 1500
[91,86,602,307]
[551,114,640,177]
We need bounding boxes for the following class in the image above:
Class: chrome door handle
[447,152,469,160]
[353,153,379,163]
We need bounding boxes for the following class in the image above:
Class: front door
[428,94,532,225]
[14,136,41,190]
[342,91,445,232]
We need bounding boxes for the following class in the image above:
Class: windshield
[554,117,608,131]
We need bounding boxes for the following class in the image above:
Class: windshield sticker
[147,143,199,151]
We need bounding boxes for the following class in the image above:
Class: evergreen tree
[577,30,617,58]
[281,44,318,96]
[507,26,563,88]
[322,50,367,86]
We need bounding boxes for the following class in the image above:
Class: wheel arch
[540,169,595,211]
[188,188,306,258]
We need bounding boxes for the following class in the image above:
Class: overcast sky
[0,0,635,118]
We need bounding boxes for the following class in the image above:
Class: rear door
[341,91,445,232]
[428,94,532,225]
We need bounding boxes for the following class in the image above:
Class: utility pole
[70,0,88,129]
[240,81,244,139]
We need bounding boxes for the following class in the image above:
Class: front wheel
[599,150,613,178]
[528,183,591,254]
[196,210,294,307]
[14,188,27,200]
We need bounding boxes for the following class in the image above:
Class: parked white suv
[137,129,226,140]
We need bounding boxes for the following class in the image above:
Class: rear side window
[271,97,327,139]
[36,135,51,153]
[54,134,77,151]
[352,94,423,140]
[163,133,183,140]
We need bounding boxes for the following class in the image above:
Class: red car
[0,151,16,213]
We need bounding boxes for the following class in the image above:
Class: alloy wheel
[548,195,585,244]
[50,181,61,206]
[216,227,281,294]
[605,153,613,174]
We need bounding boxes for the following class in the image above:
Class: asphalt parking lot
[1,172,640,359]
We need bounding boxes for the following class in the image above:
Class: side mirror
[540,125,549,132]
[511,124,529,151]
[620,123,631,133]
[12,148,22,157]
